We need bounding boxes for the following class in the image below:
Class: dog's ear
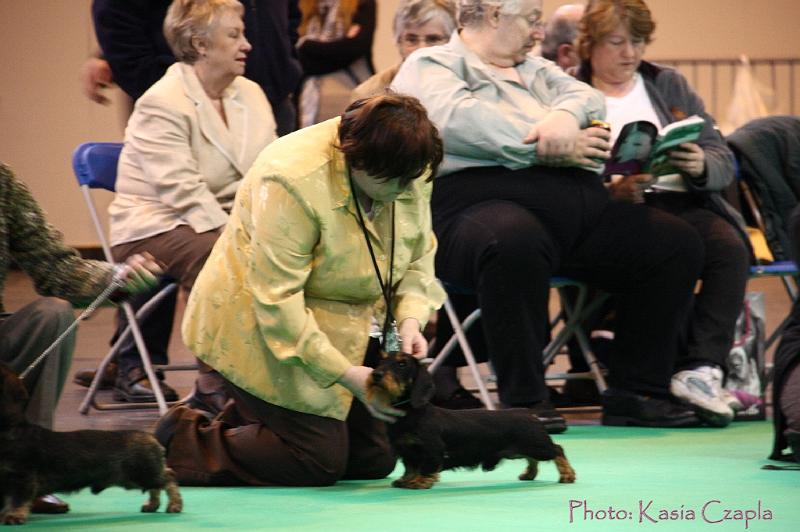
[410,360,435,408]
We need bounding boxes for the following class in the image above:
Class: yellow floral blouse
[182,117,445,420]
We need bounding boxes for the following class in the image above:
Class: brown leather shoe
[73,361,118,390]
[31,494,69,514]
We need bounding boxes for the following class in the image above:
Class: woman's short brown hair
[338,92,444,185]
[164,0,243,64]
[577,0,655,61]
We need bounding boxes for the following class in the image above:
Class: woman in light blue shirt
[392,0,705,430]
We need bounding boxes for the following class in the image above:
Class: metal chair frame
[72,142,193,416]
[427,277,609,410]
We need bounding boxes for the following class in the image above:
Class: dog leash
[18,266,127,381]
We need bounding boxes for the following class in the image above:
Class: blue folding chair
[72,142,189,416]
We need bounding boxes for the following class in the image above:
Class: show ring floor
[20,422,798,531]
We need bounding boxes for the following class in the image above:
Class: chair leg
[78,333,125,415]
[122,301,168,415]
[544,286,609,395]
[79,284,192,416]
[427,298,494,410]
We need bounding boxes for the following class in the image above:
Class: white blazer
[109,62,277,246]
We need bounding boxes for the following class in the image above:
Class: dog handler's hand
[398,318,428,358]
[118,252,163,294]
[337,366,405,423]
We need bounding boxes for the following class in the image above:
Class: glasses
[400,33,449,47]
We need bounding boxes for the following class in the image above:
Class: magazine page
[603,120,659,176]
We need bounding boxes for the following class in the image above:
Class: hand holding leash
[19,253,163,381]
[116,252,163,294]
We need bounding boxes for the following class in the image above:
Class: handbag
[724,292,767,420]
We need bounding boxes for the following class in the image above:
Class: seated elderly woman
[352,0,456,101]
[107,0,276,404]
[153,93,445,487]
[392,0,707,431]
[575,0,751,427]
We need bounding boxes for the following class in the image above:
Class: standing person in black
[91,0,303,135]
[76,0,303,404]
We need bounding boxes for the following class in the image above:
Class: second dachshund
[0,364,182,524]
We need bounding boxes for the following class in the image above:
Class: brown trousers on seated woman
[165,340,396,486]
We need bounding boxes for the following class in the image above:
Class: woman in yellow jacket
[156,93,446,486]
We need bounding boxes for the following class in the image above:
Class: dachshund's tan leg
[164,468,183,513]
[519,458,539,481]
[141,489,160,513]
[395,474,438,489]
[555,455,576,483]
[2,502,31,525]
[392,466,419,488]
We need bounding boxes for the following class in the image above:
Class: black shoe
[431,387,484,409]
[601,388,701,428]
[113,367,178,403]
[185,370,231,416]
[562,378,602,406]
[73,361,118,390]
[185,387,229,416]
[787,430,800,463]
[528,400,568,434]
[550,378,602,407]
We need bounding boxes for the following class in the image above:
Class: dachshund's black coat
[0,364,182,524]
[367,352,576,489]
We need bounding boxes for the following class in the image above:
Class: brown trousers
[166,340,396,486]
[110,225,218,375]
[111,224,218,293]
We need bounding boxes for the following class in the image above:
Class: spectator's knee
[27,297,74,331]
[480,203,556,276]
[654,214,705,282]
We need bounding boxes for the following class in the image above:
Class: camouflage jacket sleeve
[1,163,114,308]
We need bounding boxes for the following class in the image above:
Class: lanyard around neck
[348,168,397,343]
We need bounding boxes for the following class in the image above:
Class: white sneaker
[670,366,734,427]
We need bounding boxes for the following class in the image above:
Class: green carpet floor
[20,421,798,531]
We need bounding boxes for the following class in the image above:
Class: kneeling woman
[157,93,446,486]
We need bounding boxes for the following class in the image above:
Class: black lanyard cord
[348,169,396,336]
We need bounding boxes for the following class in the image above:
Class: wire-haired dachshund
[0,364,182,524]
[366,351,576,489]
